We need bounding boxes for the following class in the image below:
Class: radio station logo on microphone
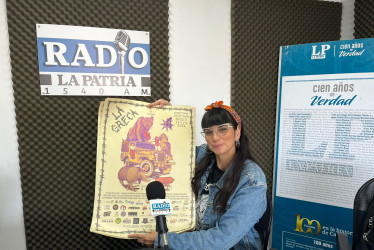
[152,201,171,211]
[150,199,173,216]
[36,24,151,96]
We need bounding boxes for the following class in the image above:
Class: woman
[129,99,267,249]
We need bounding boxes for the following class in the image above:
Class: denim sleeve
[155,181,267,250]
[195,144,206,163]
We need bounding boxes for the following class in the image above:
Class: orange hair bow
[205,101,224,110]
[204,101,242,131]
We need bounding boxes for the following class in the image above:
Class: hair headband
[204,101,242,132]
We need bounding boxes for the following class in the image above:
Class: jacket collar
[208,158,235,189]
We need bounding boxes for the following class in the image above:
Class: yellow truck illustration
[120,140,175,177]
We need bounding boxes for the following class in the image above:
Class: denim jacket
[155,145,267,250]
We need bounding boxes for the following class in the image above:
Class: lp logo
[294,214,321,235]
[311,44,330,59]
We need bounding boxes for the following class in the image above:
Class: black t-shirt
[196,161,225,230]
[201,162,225,194]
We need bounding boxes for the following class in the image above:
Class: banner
[36,24,151,96]
[273,38,374,249]
[90,99,196,238]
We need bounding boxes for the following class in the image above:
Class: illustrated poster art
[90,98,196,239]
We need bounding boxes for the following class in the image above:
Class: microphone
[114,31,131,74]
[146,181,172,249]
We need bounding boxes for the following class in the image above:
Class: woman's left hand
[146,99,171,108]
[128,231,157,247]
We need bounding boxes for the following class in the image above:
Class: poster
[36,24,150,96]
[273,38,374,249]
[90,99,196,239]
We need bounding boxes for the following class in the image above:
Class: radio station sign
[36,24,151,96]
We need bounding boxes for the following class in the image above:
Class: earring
[235,140,240,148]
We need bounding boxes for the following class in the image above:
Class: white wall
[0,1,26,250]
[0,0,356,249]
[329,0,355,40]
[340,0,355,40]
[168,0,231,146]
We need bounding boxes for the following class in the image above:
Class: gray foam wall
[6,0,170,249]
[231,0,342,197]
[354,0,374,38]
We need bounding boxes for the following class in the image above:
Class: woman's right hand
[146,99,171,108]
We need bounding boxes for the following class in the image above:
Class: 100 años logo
[294,214,321,235]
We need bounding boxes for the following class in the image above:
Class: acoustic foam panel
[231,0,342,198]
[6,0,170,249]
[354,0,374,39]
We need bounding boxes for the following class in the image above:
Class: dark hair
[191,108,256,214]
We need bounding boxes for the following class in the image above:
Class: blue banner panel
[273,38,374,249]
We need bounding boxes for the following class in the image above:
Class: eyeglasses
[201,123,233,138]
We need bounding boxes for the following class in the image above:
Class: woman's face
[204,123,240,158]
